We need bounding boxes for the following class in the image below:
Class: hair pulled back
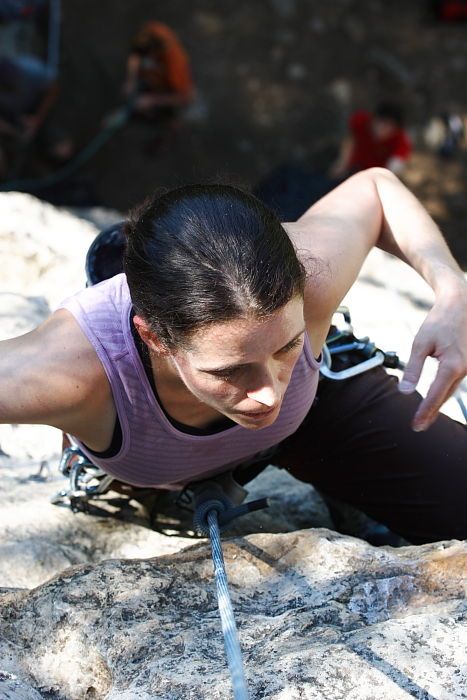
[124,184,306,348]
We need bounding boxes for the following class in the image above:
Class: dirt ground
[4,0,467,265]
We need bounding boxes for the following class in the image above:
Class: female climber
[0,167,465,544]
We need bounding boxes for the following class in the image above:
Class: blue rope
[207,509,249,700]
[0,89,140,194]
[457,394,467,422]
[0,106,131,193]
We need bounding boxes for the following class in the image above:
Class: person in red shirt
[330,103,411,178]
[434,0,467,21]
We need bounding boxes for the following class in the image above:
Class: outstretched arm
[286,167,467,431]
[0,310,116,450]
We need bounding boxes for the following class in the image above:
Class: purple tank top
[59,274,321,489]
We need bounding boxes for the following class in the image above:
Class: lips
[237,406,277,418]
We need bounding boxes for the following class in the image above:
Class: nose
[246,368,280,407]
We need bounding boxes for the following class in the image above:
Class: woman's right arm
[0,310,115,448]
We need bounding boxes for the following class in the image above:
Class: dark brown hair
[124,184,306,348]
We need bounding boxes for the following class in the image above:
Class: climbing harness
[51,445,114,512]
[320,306,402,380]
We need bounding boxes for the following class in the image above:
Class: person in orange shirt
[122,21,194,152]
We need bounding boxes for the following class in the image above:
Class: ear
[133,314,169,355]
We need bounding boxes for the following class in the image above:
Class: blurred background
[1,0,466,265]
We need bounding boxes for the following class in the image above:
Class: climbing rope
[207,509,249,700]
[192,480,269,700]
[0,101,133,193]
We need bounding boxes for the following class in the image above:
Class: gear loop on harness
[320,305,401,381]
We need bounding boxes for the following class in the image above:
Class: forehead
[181,296,305,364]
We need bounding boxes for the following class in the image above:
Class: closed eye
[209,366,243,381]
[278,336,304,353]
[207,334,304,381]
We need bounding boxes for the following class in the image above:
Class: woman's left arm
[287,167,467,431]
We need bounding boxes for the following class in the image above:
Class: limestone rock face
[0,193,96,310]
[1,532,466,699]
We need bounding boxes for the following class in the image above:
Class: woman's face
[170,296,306,429]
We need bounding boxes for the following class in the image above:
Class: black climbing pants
[271,367,466,545]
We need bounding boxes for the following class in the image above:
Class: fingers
[411,364,464,432]
[399,339,432,395]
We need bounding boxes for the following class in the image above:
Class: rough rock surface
[1,532,466,699]
[0,193,466,698]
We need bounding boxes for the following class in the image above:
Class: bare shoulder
[0,308,113,434]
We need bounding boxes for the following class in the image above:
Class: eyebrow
[199,327,307,374]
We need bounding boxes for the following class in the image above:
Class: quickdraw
[51,446,114,513]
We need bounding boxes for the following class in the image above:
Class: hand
[399,279,467,430]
